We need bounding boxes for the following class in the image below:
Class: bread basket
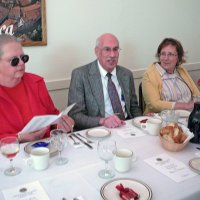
[159,124,194,152]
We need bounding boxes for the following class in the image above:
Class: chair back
[139,83,145,114]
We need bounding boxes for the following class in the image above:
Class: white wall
[22,0,200,110]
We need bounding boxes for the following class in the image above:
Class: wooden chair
[138,82,145,114]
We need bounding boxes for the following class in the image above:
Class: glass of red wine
[0,136,21,176]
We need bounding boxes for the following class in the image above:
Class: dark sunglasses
[10,54,29,67]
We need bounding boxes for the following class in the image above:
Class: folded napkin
[116,183,139,200]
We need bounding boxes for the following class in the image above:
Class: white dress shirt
[97,61,126,117]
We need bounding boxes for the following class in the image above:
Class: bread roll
[160,123,187,143]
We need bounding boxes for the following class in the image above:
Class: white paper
[114,122,146,138]
[19,103,75,134]
[144,153,197,182]
[2,181,50,200]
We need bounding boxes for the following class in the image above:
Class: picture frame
[0,0,47,46]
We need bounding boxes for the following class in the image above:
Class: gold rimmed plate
[189,157,200,174]
[86,128,111,139]
[100,178,152,200]
[24,138,58,157]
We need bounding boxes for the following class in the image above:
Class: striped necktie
[107,73,125,120]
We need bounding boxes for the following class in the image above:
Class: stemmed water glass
[50,129,68,165]
[0,136,21,176]
[97,139,116,179]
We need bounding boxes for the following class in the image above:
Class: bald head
[95,33,119,48]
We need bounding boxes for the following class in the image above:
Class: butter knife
[72,133,93,149]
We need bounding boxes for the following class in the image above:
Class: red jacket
[0,73,59,139]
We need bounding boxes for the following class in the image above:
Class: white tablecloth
[0,121,200,200]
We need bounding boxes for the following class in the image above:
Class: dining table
[0,119,200,200]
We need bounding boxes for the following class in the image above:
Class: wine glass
[0,136,21,176]
[97,139,116,179]
[160,109,179,125]
[50,129,68,165]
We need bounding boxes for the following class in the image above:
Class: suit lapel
[88,61,105,116]
[117,67,130,115]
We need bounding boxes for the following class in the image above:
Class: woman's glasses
[10,55,29,67]
[159,52,177,58]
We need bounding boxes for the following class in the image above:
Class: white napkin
[181,125,194,144]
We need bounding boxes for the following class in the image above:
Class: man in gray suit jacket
[68,33,141,130]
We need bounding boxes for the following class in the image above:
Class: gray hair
[0,34,20,58]
[95,36,101,48]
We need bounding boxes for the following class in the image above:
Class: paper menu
[19,103,75,134]
[144,153,197,182]
[114,122,146,138]
[2,181,50,200]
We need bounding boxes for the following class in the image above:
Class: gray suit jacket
[68,60,141,130]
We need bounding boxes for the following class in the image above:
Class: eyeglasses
[101,47,121,54]
[10,55,29,67]
[159,52,177,58]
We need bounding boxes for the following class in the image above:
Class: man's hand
[100,115,125,128]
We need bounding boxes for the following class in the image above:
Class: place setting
[96,139,152,200]
[22,129,70,173]
[130,115,163,137]
[68,127,112,149]
[68,132,95,149]
[100,178,152,200]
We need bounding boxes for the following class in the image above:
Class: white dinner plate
[175,110,191,118]
[189,157,200,174]
[86,128,111,139]
[24,138,58,157]
[100,178,152,200]
[132,116,153,128]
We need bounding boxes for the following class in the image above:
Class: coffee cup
[114,149,134,173]
[27,147,50,171]
[141,118,162,136]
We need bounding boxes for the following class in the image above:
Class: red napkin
[116,183,139,200]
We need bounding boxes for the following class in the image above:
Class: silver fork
[69,135,80,145]
[76,133,93,143]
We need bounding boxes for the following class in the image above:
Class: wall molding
[46,62,200,91]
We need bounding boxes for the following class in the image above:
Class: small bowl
[159,125,194,152]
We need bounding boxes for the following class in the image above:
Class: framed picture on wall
[0,0,47,46]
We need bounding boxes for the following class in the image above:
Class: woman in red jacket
[0,34,74,142]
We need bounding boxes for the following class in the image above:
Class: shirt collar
[155,63,178,77]
[97,60,117,78]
